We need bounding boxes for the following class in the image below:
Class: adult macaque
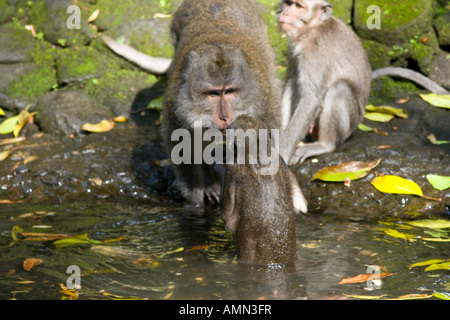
[220,116,307,265]
[278,0,449,165]
[104,0,281,206]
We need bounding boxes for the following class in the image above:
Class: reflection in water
[0,202,448,300]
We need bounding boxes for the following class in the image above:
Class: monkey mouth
[279,21,293,31]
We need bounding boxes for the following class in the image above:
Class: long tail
[372,67,449,94]
[101,35,172,75]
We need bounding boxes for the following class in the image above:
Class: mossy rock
[78,0,165,30]
[434,11,450,46]
[35,87,113,137]
[84,68,159,116]
[26,0,94,47]
[55,46,106,84]
[328,0,353,24]
[103,19,174,58]
[1,38,57,107]
[361,39,391,69]
[0,0,27,24]
[0,22,36,63]
[369,77,421,104]
[354,0,434,46]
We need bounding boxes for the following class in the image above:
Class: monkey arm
[280,78,294,130]
[101,35,172,75]
[280,95,321,163]
[220,173,238,233]
[372,67,449,95]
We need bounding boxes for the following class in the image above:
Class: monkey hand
[204,182,221,204]
[289,141,335,165]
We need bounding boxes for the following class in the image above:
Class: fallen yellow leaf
[312,159,381,182]
[339,272,393,284]
[0,149,10,161]
[371,175,423,196]
[23,258,43,271]
[113,116,128,123]
[82,120,115,133]
[23,155,38,164]
[87,9,100,23]
[420,93,450,109]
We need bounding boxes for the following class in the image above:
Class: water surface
[0,201,448,300]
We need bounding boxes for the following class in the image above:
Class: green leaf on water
[422,237,450,242]
[409,259,448,268]
[425,261,450,271]
[156,246,184,258]
[406,219,450,229]
[433,292,450,300]
[53,233,102,248]
[11,225,24,242]
[426,174,450,191]
[379,228,416,240]
[419,93,450,109]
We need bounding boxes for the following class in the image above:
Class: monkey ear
[321,3,333,21]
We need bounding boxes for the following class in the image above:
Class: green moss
[7,64,56,102]
[55,47,104,83]
[369,78,421,104]
[127,26,174,58]
[361,39,391,69]
[85,69,158,104]
[328,0,353,24]
[358,0,427,30]
[7,41,56,102]
[85,0,162,30]
[256,0,288,67]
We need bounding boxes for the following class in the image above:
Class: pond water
[0,201,449,300]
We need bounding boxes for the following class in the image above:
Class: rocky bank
[0,0,449,218]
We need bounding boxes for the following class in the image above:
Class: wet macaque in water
[220,116,307,265]
[160,0,280,206]
[278,0,449,165]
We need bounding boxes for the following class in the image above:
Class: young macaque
[220,115,307,265]
[278,0,449,165]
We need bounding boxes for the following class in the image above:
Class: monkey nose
[214,118,232,130]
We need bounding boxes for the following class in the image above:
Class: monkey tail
[372,67,449,94]
[101,35,172,75]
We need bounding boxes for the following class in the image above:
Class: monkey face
[181,45,261,130]
[279,0,332,32]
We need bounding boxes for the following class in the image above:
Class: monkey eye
[295,3,303,9]
[206,90,221,97]
[224,88,237,95]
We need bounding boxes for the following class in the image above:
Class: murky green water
[0,201,449,300]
